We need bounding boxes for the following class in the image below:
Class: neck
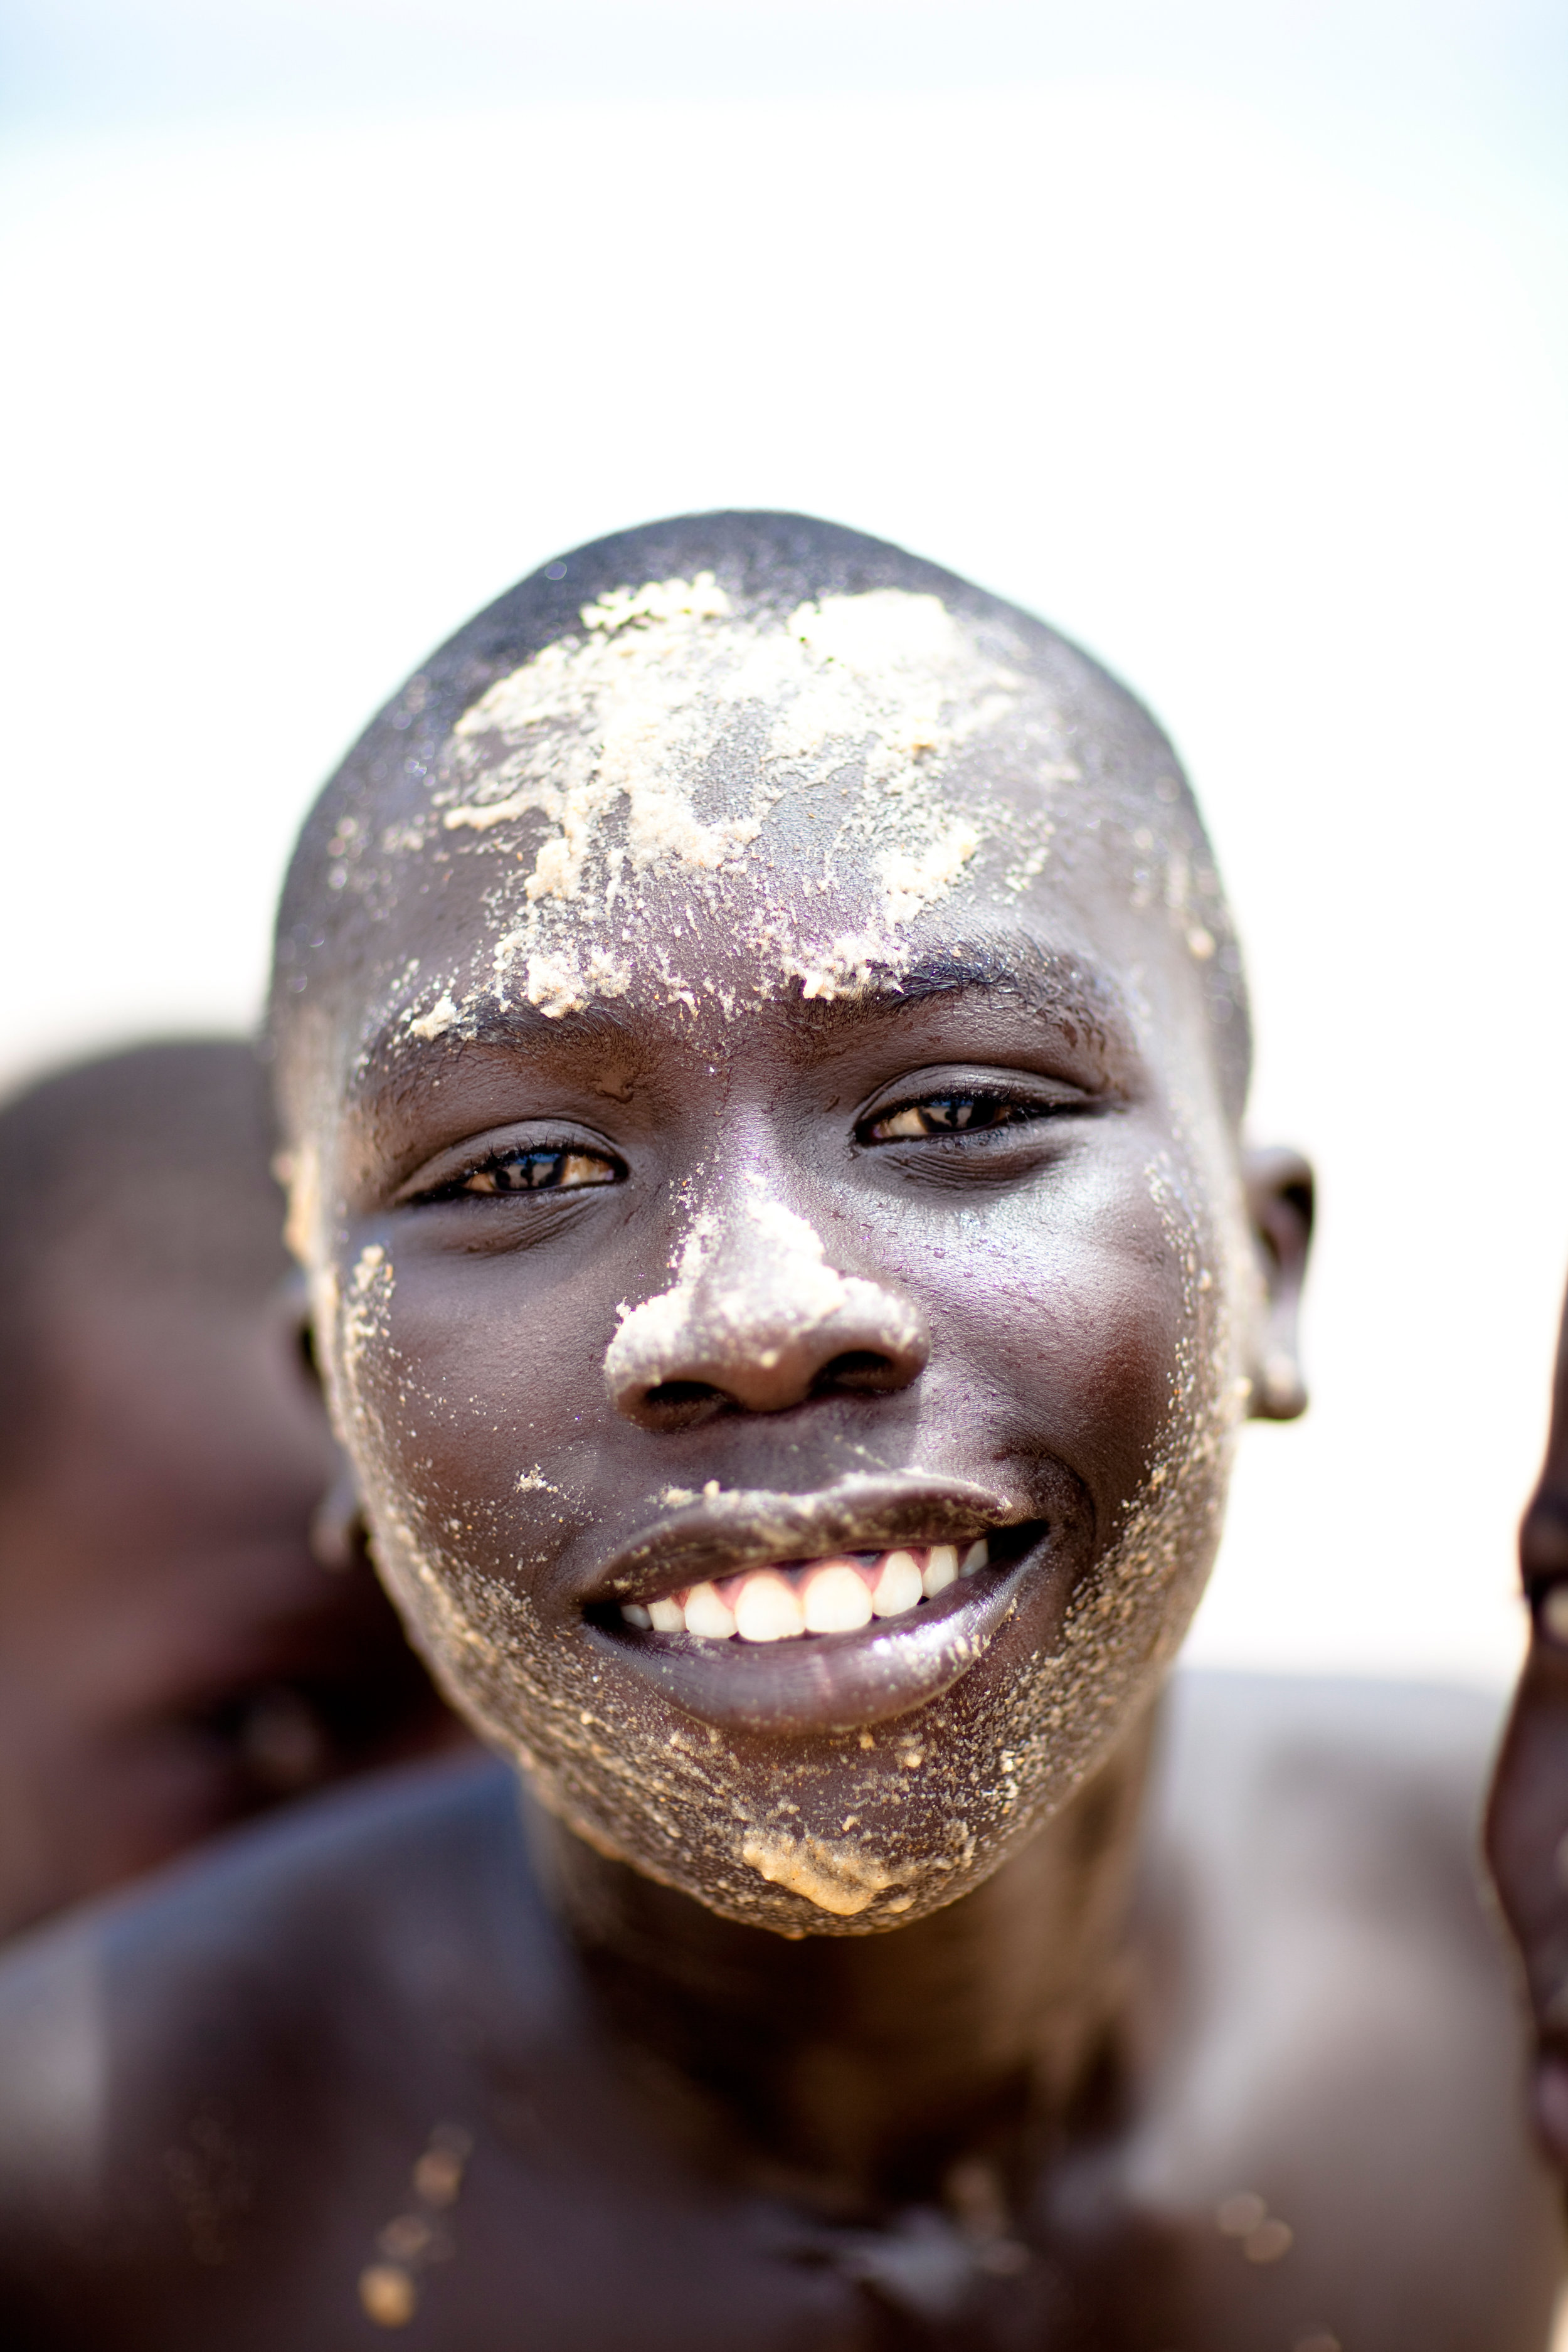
[526,1697,1159,2215]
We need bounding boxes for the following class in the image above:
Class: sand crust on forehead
[398,576,1074,1030]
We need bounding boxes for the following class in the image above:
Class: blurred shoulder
[1131,1671,1559,2345]
[1161,1662,1505,1767]
[0,1747,531,2022]
[0,1754,538,2306]
[1156,1666,1503,1841]
[1152,1668,1503,1915]
[1147,1668,1512,1981]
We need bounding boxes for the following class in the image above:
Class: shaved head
[255,509,1288,1936]
[268,512,1249,1138]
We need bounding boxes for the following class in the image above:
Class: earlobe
[1242,1145,1314,1422]
[278,1268,369,1571]
[310,1461,369,1574]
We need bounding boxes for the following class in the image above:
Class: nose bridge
[706,1187,855,1338]
[603,1177,928,1421]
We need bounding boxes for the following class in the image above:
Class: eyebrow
[352,994,640,1113]
[804,936,1136,1059]
[354,935,1133,1112]
[857,938,1116,1014]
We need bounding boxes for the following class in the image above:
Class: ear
[1242,1145,1314,1422]
[309,1461,369,1574]
[278,1269,369,1574]
[1520,1273,1568,1602]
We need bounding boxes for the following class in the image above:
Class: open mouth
[616,1538,993,1642]
[580,1490,1064,1735]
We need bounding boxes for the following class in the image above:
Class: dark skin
[1488,1277,1568,2173]
[0,563,1558,2346]
[0,1108,468,1939]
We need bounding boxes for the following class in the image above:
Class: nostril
[645,1380,721,1409]
[637,1379,729,1429]
[813,1350,907,1398]
[607,1259,930,1425]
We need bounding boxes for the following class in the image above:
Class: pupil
[484,1151,562,1190]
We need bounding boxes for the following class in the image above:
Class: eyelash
[421,1145,623,1200]
[415,1088,1076,1202]
[857,1092,1067,1145]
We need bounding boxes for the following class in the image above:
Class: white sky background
[1,1,1565,1687]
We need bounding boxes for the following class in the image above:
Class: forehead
[298,574,1233,1103]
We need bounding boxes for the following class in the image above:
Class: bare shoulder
[0,1754,541,2336]
[1130,1671,1564,2350]
[1150,1668,1508,1934]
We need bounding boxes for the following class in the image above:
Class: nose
[604,1192,929,1428]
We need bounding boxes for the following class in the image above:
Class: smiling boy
[0,514,1558,2346]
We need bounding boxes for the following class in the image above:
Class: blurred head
[270,512,1309,1936]
[0,1039,462,1939]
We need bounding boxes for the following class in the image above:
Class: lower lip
[584,1538,1056,1736]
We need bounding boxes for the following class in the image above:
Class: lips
[576,1474,1073,1737]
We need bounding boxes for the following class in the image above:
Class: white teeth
[923,1544,960,1597]
[871,1549,924,1617]
[802,1561,874,1634]
[733,1571,807,1643]
[682,1580,738,1639]
[623,1537,997,1642]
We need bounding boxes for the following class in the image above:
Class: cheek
[312,1153,1232,1931]
[874,1147,1196,1517]
[328,1236,618,1570]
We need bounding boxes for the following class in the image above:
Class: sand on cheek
[307,580,1249,1921]
[319,1136,1246,1936]
[331,1269,985,1928]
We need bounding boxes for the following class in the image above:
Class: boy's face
[291,583,1263,1933]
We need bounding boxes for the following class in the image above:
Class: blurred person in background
[0,1038,468,1939]
[1490,1271,1568,2190]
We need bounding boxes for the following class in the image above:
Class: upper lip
[578,1473,1024,1609]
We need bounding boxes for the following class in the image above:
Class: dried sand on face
[320,1091,1253,1934]
[401,576,1057,1030]
[604,1181,924,1401]
[290,568,1256,1932]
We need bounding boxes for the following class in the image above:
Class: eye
[429,1144,622,1199]
[861,1093,1045,1143]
